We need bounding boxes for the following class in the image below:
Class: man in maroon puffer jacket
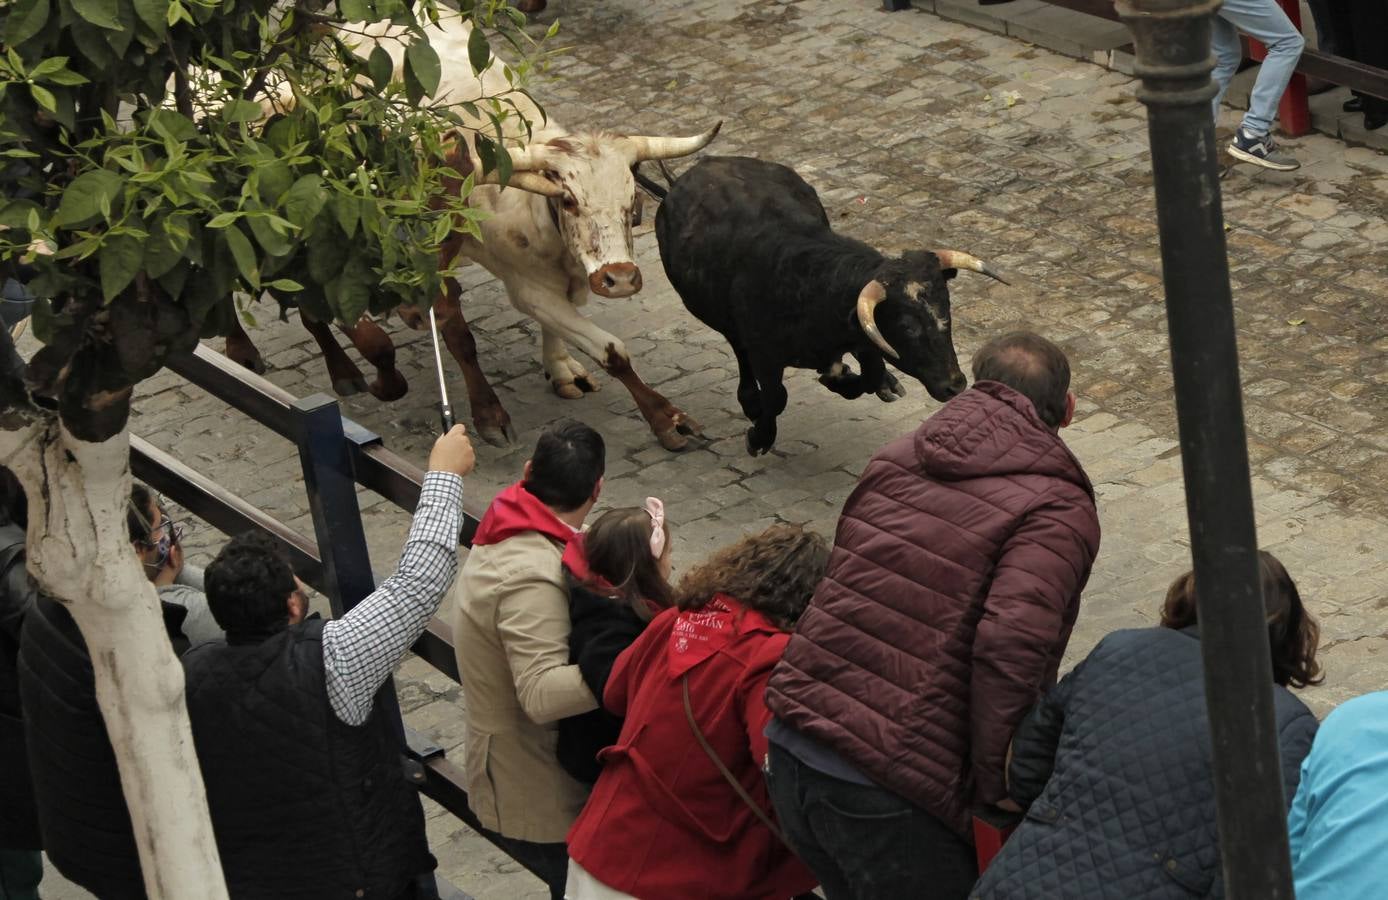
[764,331,1100,900]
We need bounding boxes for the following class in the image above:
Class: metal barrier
[130,343,553,898]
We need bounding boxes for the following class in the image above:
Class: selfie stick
[427,307,456,434]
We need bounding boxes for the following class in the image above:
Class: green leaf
[466,25,490,75]
[146,108,198,143]
[132,0,168,36]
[71,0,122,30]
[28,83,57,112]
[69,21,118,68]
[267,278,305,292]
[282,174,326,228]
[144,218,189,278]
[99,233,143,302]
[44,69,89,86]
[337,0,371,20]
[3,0,50,46]
[52,169,123,229]
[222,225,259,289]
[247,214,293,257]
[328,258,371,325]
[331,193,359,238]
[206,212,240,228]
[102,0,137,56]
[368,45,393,92]
[222,99,265,124]
[307,228,346,284]
[407,39,442,97]
[29,57,70,79]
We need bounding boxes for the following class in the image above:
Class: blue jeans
[1210,0,1305,136]
[765,743,977,900]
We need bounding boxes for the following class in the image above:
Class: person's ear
[522,459,534,482]
[1060,391,1076,429]
[591,476,604,504]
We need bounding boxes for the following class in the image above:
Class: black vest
[182,619,434,899]
[18,595,147,897]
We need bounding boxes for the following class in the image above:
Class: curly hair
[1161,549,1323,689]
[205,530,298,636]
[580,505,674,621]
[674,525,830,631]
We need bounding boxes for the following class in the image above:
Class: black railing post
[1117,1,1295,897]
[291,394,441,900]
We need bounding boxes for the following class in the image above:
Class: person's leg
[1218,0,1305,135]
[0,848,43,900]
[1209,16,1245,123]
[765,744,855,900]
[796,765,977,900]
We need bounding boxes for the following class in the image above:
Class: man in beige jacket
[451,420,604,900]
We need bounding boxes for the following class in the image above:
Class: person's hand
[995,797,1023,813]
[428,424,476,478]
[153,542,183,588]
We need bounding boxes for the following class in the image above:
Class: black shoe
[1344,97,1364,113]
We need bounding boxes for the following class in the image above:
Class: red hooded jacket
[567,596,818,900]
[765,381,1100,838]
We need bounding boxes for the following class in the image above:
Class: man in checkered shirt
[180,425,475,900]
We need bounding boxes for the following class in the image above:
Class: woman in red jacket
[565,525,829,900]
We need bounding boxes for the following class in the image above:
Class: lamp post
[1117,0,1295,896]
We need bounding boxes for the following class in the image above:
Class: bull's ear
[942,268,958,281]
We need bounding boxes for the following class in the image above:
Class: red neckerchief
[666,593,776,677]
[471,481,575,547]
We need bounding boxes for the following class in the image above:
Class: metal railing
[131,343,553,898]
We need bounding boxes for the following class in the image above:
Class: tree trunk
[1,417,230,900]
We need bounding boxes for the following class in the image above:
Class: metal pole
[1117,1,1294,897]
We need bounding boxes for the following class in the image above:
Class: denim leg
[1216,0,1305,134]
[1209,16,1244,124]
[766,745,854,900]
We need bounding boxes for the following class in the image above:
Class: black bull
[652,155,1007,456]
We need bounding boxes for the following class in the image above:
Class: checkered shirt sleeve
[322,471,463,726]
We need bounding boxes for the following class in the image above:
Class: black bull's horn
[855,253,1007,359]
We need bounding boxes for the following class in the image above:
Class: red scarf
[472,481,576,548]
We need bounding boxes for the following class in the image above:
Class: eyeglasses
[138,504,188,569]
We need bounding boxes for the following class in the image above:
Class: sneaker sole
[1227,144,1299,171]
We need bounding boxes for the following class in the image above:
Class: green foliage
[0,0,554,439]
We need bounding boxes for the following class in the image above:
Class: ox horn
[933,251,1009,285]
[621,121,723,163]
[856,280,899,360]
[479,169,565,198]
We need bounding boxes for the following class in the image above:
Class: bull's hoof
[475,411,516,448]
[332,376,370,397]
[656,428,690,452]
[554,383,585,400]
[574,373,601,393]
[745,428,773,457]
[674,413,703,437]
[370,370,409,402]
[877,374,907,403]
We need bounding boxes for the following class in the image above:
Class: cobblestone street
[32,0,1388,895]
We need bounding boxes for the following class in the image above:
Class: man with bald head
[765,331,1101,900]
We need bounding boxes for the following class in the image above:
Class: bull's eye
[561,194,579,213]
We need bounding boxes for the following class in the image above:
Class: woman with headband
[565,524,830,900]
[558,497,676,786]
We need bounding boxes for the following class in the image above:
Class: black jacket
[183,618,434,899]
[557,581,650,785]
[0,519,39,850]
[972,627,1318,899]
[18,591,195,896]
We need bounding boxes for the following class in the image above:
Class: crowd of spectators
[0,330,1382,899]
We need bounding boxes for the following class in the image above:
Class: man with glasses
[127,482,222,649]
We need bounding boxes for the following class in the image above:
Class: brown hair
[674,525,830,632]
[581,506,674,621]
[972,331,1071,429]
[1160,550,1323,689]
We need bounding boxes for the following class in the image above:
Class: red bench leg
[1246,0,1312,137]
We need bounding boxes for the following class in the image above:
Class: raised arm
[322,426,473,726]
[970,492,1098,806]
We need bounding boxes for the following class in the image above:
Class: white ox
[224,14,720,450]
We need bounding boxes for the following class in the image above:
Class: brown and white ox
[224,14,718,450]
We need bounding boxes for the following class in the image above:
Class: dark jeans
[477,827,567,900]
[766,743,977,900]
[0,848,42,900]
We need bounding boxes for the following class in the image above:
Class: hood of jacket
[914,380,1093,498]
[472,481,576,548]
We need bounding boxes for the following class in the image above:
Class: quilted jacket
[765,380,1100,837]
[973,626,1318,899]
